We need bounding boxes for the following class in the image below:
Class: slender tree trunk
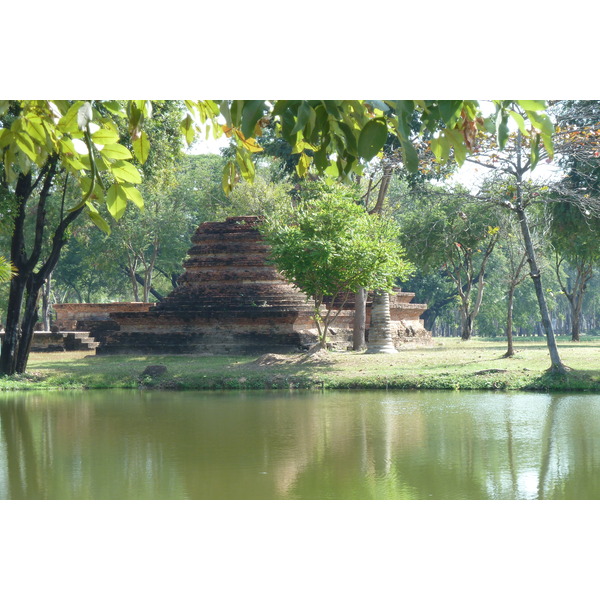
[128,264,140,302]
[41,273,53,331]
[516,206,567,373]
[504,286,516,358]
[571,307,581,342]
[353,287,367,351]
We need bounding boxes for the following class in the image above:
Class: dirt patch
[245,350,335,369]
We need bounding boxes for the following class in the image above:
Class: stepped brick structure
[89,216,431,355]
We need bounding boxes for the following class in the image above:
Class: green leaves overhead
[357,118,388,161]
[241,101,266,138]
[0,101,149,231]
[1,100,557,229]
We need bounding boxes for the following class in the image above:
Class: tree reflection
[0,390,600,499]
[0,399,42,499]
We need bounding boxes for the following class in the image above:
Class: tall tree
[549,202,600,341]
[0,100,154,374]
[397,189,501,340]
[261,182,414,350]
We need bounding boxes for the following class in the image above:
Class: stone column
[366,291,397,354]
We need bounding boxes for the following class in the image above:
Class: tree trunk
[352,287,367,351]
[571,310,581,342]
[504,286,516,358]
[15,279,43,373]
[0,278,27,376]
[516,206,567,373]
[41,273,53,331]
[460,310,473,341]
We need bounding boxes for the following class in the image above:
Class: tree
[498,216,530,356]
[261,182,414,349]
[396,189,501,340]
[547,101,600,341]
[0,100,155,375]
[464,103,574,373]
[549,202,600,341]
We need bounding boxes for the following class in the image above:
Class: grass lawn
[2,336,600,392]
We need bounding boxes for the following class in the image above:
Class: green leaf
[296,152,312,178]
[400,138,419,172]
[445,129,467,166]
[105,184,128,220]
[430,134,450,162]
[323,101,341,119]
[92,128,120,146]
[87,202,111,234]
[0,128,12,148]
[122,184,144,209]
[357,118,387,161]
[110,160,142,184]
[22,117,47,146]
[222,161,236,196]
[508,110,529,136]
[526,110,553,135]
[235,148,255,182]
[517,100,546,112]
[180,114,195,146]
[496,110,509,149]
[103,101,126,117]
[438,100,463,126]
[132,131,150,164]
[14,132,37,162]
[100,143,133,160]
[241,101,266,138]
[58,101,85,133]
[526,111,554,160]
[291,101,316,136]
[337,121,358,156]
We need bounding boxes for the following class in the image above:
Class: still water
[0,389,598,500]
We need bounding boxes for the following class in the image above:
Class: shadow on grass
[524,368,600,392]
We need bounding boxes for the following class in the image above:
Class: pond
[0,389,598,500]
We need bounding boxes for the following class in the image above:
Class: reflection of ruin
[55,216,431,355]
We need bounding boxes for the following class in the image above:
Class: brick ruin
[55,216,431,354]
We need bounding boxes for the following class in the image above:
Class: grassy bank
[2,337,600,392]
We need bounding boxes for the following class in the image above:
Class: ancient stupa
[97,216,431,354]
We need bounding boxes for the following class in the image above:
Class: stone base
[0,331,99,353]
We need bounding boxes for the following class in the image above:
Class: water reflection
[0,390,598,500]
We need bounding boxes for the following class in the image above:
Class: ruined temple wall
[54,302,154,330]
[88,216,432,354]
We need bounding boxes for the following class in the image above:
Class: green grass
[2,337,600,392]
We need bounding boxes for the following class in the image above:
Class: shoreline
[2,338,600,393]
